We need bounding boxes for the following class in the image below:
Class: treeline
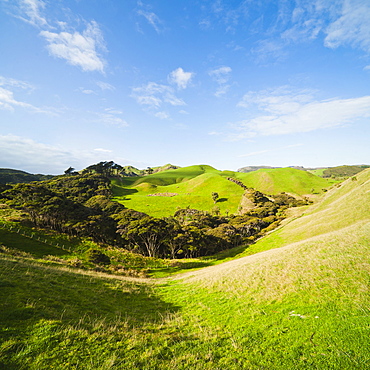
[0,172,306,259]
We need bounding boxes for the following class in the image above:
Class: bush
[86,249,111,265]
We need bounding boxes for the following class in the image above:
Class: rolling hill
[112,165,337,217]
[0,168,369,368]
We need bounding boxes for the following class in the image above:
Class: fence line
[0,222,71,253]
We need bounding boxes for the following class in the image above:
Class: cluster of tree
[226,177,248,190]
[83,161,124,177]
[0,174,123,244]
[0,172,307,259]
[322,165,369,179]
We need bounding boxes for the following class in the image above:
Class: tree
[64,167,75,175]
[212,192,219,204]
[117,216,168,258]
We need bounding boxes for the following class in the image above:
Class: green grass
[112,165,335,217]
[0,169,369,369]
[308,168,327,177]
[235,167,336,195]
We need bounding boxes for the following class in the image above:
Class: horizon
[1,162,369,176]
[1,0,370,175]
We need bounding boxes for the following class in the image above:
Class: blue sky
[0,0,369,174]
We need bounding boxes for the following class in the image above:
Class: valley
[0,164,369,369]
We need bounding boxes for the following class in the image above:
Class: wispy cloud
[40,21,106,73]
[95,108,128,127]
[13,0,48,27]
[94,148,113,154]
[209,66,232,97]
[168,68,194,89]
[249,0,370,65]
[136,1,163,33]
[155,111,170,119]
[96,81,115,91]
[131,82,185,115]
[324,0,370,54]
[232,86,370,138]
[0,76,52,113]
[7,1,108,72]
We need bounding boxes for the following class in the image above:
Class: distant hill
[0,168,53,184]
[239,164,370,178]
[322,165,370,178]
[121,163,180,177]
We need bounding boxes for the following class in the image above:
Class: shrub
[86,249,111,265]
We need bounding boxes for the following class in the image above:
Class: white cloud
[96,111,128,127]
[209,66,232,84]
[0,75,56,114]
[0,76,34,91]
[324,0,370,53]
[0,134,77,174]
[0,134,131,174]
[131,82,185,111]
[94,148,113,153]
[168,68,194,89]
[40,21,106,73]
[233,87,370,138]
[16,0,48,27]
[209,66,232,97]
[155,111,170,119]
[80,89,95,95]
[251,39,288,64]
[96,81,115,91]
[0,80,52,114]
[104,108,123,115]
[137,9,162,33]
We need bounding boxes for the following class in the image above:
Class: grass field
[0,169,369,369]
[112,165,336,217]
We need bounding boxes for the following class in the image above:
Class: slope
[161,168,370,368]
[113,165,335,217]
[235,167,334,195]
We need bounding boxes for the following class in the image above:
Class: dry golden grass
[176,221,370,306]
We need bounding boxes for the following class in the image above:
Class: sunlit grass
[0,169,369,369]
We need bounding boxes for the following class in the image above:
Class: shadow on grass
[112,185,138,198]
[216,197,228,203]
[0,228,69,258]
[0,257,180,331]
[0,256,184,369]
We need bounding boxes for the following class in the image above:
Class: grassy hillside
[1,168,368,369]
[235,167,334,195]
[238,168,370,256]
[112,166,335,217]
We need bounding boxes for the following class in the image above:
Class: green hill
[0,168,53,184]
[1,169,369,369]
[113,166,336,217]
[235,167,334,195]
